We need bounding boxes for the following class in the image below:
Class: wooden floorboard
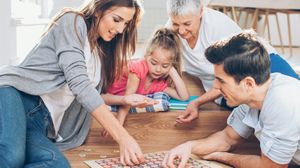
[64,111,260,167]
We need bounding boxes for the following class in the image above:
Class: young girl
[106,28,189,128]
[0,0,154,167]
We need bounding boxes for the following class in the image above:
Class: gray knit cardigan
[0,13,104,151]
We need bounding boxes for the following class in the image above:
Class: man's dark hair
[205,30,270,85]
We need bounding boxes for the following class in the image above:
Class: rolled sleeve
[227,105,253,139]
[58,50,104,112]
[260,131,298,164]
[258,90,300,165]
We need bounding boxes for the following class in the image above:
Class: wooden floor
[64,73,260,167]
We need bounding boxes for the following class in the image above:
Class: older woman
[166,0,299,123]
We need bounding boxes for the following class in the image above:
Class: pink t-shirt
[107,59,168,95]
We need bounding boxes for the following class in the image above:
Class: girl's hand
[167,66,176,76]
[163,66,190,101]
[122,94,158,108]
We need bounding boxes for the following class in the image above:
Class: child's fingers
[144,98,159,105]
[133,99,157,107]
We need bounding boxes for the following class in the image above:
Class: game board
[84,151,223,168]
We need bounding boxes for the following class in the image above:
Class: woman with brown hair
[0,0,153,167]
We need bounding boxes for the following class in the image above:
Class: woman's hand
[122,94,158,107]
[91,104,145,166]
[176,100,199,124]
[119,134,145,166]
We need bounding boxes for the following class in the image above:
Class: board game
[84,151,223,168]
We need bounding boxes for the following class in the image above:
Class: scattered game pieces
[99,155,107,159]
[113,150,120,153]
[79,152,87,158]
[84,149,93,152]
[84,151,223,168]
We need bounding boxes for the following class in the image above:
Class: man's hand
[202,151,224,161]
[122,94,158,107]
[176,100,199,124]
[162,141,194,168]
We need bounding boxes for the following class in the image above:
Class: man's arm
[203,152,288,168]
[163,126,241,168]
[191,126,241,154]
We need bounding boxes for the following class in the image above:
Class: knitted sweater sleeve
[53,13,104,113]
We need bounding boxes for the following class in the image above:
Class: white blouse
[41,37,101,135]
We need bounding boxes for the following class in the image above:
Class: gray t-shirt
[228,73,300,165]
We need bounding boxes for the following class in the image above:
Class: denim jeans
[0,86,70,168]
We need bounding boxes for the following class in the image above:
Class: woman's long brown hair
[42,0,144,91]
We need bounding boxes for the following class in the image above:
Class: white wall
[48,0,86,17]
[0,0,169,66]
[0,1,16,66]
[137,0,168,42]
[1,0,298,66]
[0,0,87,66]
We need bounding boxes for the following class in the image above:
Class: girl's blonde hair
[42,0,144,92]
[145,27,182,86]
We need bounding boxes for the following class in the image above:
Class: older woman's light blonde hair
[166,0,202,16]
[43,0,144,91]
